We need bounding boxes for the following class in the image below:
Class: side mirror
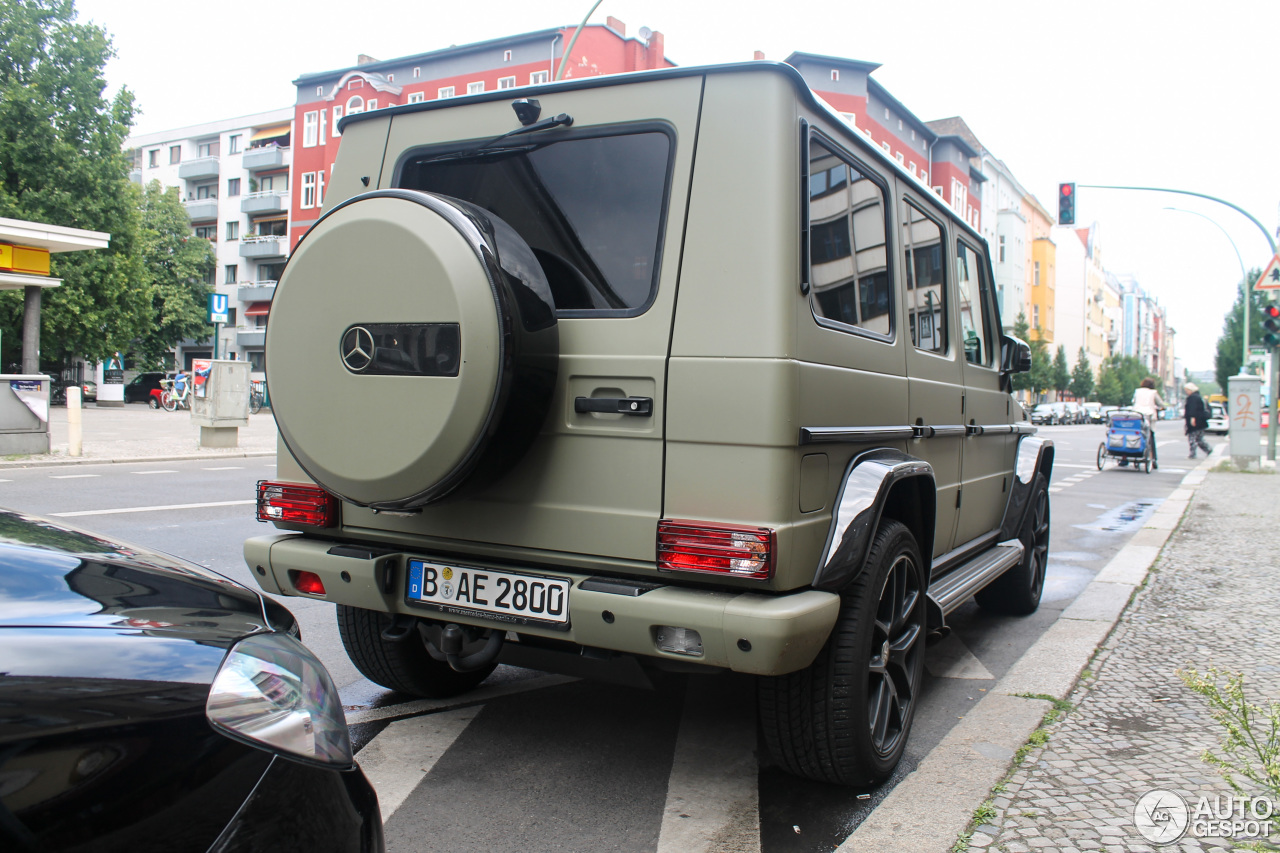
[1001,334,1032,375]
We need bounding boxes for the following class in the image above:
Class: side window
[902,200,947,355]
[807,138,892,338]
[955,240,994,366]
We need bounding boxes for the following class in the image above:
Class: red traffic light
[1264,305,1280,320]
[1059,183,1073,196]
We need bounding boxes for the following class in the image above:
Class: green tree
[1069,347,1095,400]
[132,181,213,366]
[1213,269,1268,391]
[1095,354,1150,407]
[0,0,149,367]
[1052,345,1070,397]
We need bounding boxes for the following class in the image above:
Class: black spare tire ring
[267,190,557,510]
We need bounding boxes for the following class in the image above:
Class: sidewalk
[844,446,1278,852]
[0,403,278,467]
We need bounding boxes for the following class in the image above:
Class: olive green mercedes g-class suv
[246,61,1052,786]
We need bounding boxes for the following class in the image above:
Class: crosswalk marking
[132,470,178,475]
[52,499,255,517]
[658,676,760,853]
[202,466,244,470]
[50,474,99,479]
[359,706,482,823]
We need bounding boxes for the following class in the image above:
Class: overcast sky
[74,0,1279,370]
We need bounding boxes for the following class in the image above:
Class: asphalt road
[0,419,1207,853]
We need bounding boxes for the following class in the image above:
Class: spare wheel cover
[267,190,556,508]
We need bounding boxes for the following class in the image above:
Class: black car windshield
[398,131,671,315]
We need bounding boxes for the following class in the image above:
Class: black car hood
[0,510,271,643]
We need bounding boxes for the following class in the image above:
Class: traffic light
[1058,183,1076,225]
[1263,304,1280,349]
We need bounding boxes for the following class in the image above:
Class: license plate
[406,561,571,626]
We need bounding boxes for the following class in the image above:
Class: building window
[317,170,325,207]
[387,73,394,82]
[226,221,239,241]
[195,184,216,199]
[498,76,516,90]
[348,78,363,90]
[830,69,839,81]
[467,81,485,94]
[1034,260,1041,286]
[332,106,343,137]
[346,96,364,115]
[897,119,903,131]
[1033,304,1040,328]
[998,234,1006,263]
[951,179,968,217]
[260,176,274,192]
[884,107,890,119]
[225,264,238,285]
[148,149,158,167]
[227,177,240,197]
[301,172,316,209]
[881,141,891,154]
[197,140,218,158]
[408,92,425,104]
[169,145,181,164]
[228,134,241,154]
[530,71,548,85]
[895,152,904,165]
[911,129,916,141]
[195,224,216,240]
[438,86,455,98]
[908,163,917,176]
[919,170,927,183]
[303,111,319,147]
[413,66,421,78]
[504,50,512,62]
[316,86,323,96]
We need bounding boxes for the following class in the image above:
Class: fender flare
[998,434,1055,541]
[811,449,936,592]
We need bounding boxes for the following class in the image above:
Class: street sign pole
[213,323,220,360]
[1270,348,1278,462]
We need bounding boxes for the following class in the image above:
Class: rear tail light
[257,480,338,528]
[289,571,327,596]
[657,520,774,580]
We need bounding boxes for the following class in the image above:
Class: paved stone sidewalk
[970,469,1280,853]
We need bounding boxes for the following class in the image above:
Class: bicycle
[159,379,191,412]
[249,380,266,414]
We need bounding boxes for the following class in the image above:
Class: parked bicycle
[249,380,266,414]
[159,378,191,412]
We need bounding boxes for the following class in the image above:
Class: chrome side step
[927,540,1025,616]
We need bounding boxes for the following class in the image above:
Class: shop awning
[250,124,291,142]
[244,301,271,317]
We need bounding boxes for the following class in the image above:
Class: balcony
[239,234,286,259]
[237,327,266,348]
[240,190,289,215]
[184,198,219,221]
[237,281,277,302]
[178,157,220,181]
[128,169,142,185]
[243,145,287,171]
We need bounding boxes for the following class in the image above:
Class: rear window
[398,130,672,316]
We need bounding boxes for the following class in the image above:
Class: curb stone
[0,450,276,469]
[837,445,1224,853]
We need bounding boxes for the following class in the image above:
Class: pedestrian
[1183,382,1212,458]
[1131,377,1166,466]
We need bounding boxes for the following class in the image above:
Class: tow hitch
[421,622,505,672]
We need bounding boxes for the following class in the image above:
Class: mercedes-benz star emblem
[341,326,375,372]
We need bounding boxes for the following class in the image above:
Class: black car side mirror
[1000,334,1032,375]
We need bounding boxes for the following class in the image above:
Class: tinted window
[955,240,994,365]
[807,139,891,337]
[399,132,670,314]
[902,201,947,354]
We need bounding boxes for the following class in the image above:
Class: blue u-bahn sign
[209,293,229,324]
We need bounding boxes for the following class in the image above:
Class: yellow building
[1024,195,1055,343]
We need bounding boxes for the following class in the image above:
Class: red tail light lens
[290,570,326,596]
[657,520,775,580]
[256,481,338,528]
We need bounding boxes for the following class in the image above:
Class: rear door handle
[574,396,653,417]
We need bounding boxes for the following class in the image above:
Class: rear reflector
[657,520,774,580]
[290,571,326,596]
[257,480,338,528]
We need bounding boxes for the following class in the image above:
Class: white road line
[51,499,255,517]
[926,633,995,680]
[50,474,99,479]
[132,470,178,475]
[1049,487,1064,493]
[358,706,482,823]
[1053,463,1097,469]
[658,676,760,853]
[202,466,244,470]
[0,479,11,483]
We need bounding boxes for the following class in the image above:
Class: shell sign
[0,244,51,276]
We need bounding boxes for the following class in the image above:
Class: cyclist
[173,369,189,404]
[1131,377,1166,467]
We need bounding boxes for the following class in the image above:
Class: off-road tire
[758,519,926,786]
[336,604,496,698]
[976,472,1049,615]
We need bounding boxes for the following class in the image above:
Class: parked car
[1083,402,1103,423]
[49,378,97,405]
[0,510,384,851]
[1062,402,1083,424]
[1031,403,1058,425]
[247,62,1053,788]
[1206,403,1229,434]
[123,371,168,405]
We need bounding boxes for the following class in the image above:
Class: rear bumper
[246,533,840,677]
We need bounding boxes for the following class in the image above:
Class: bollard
[67,386,83,457]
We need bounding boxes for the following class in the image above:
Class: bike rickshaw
[1096,408,1155,473]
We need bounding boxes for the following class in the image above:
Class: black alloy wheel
[867,549,925,762]
[976,472,1049,615]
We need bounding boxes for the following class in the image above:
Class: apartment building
[127,108,294,372]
